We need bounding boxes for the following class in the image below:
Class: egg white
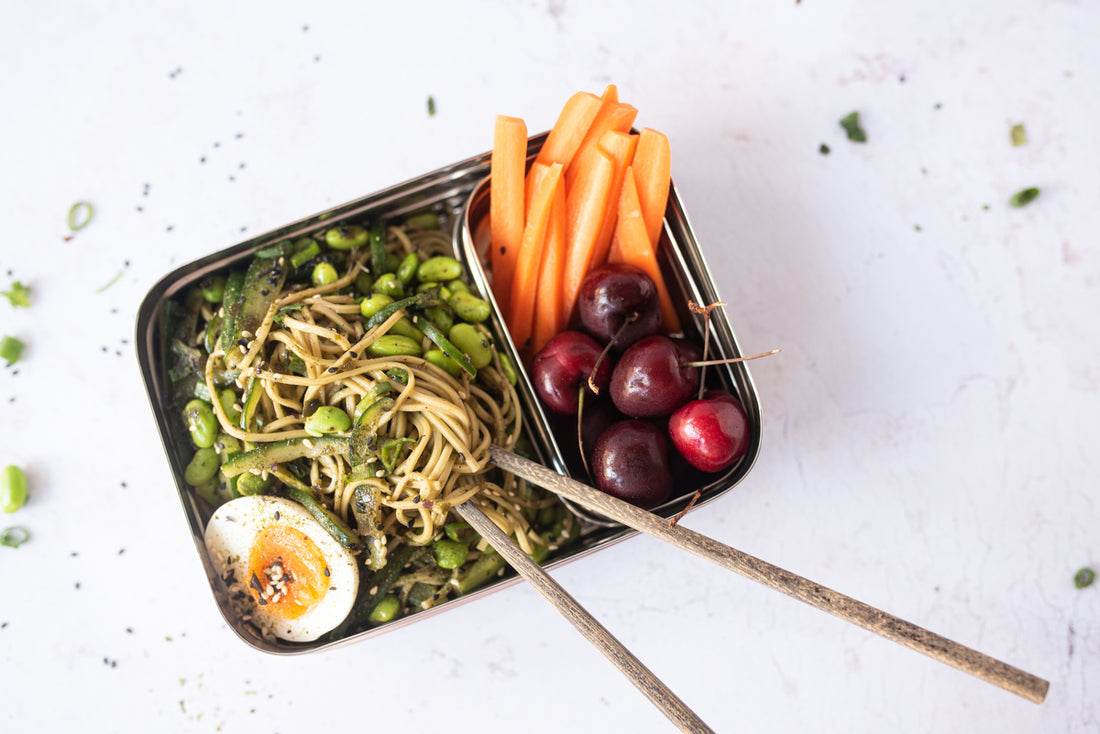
[204,495,359,642]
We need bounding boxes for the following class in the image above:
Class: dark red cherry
[532,331,612,415]
[590,420,673,508]
[668,390,751,472]
[577,263,661,352]
[609,335,701,417]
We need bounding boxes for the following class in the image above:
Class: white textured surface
[1,1,1097,732]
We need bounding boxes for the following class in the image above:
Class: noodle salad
[164,213,580,642]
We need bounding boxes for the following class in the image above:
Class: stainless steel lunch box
[135,133,762,653]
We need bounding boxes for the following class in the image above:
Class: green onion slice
[0,526,29,548]
[68,201,94,231]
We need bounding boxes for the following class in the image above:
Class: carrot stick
[565,85,638,185]
[532,181,568,354]
[589,130,638,269]
[608,166,682,333]
[534,91,602,169]
[508,161,564,353]
[490,115,528,312]
[632,128,672,248]
[560,148,615,325]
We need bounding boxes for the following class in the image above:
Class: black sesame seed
[274,511,281,521]
[327,367,337,374]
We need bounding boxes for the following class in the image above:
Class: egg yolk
[246,523,329,619]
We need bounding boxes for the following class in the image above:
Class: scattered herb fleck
[1010,123,1028,147]
[96,271,123,293]
[0,526,29,548]
[427,96,436,116]
[1009,187,1040,208]
[1,281,30,308]
[68,201,95,231]
[1075,567,1095,589]
[819,143,830,155]
[914,224,922,232]
[1,336,24,366]
[839,111,867,142]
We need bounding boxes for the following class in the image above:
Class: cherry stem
[577,385,591,480]
[688,300,725,401]
[668,490,702,529]
[586,311,638,394]
[683,348,782,369]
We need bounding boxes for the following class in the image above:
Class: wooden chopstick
[489,445,1050,704]
[455,500,716,733]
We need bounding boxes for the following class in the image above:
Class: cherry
[590,420,673,508]
[668,390,750,473]
[609,335,702,418]
[532,331,612,415]
[577,263,661,352]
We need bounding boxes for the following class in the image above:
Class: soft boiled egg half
[204,495,359,642]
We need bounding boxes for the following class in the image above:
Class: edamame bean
[360,293,394,319]
[445,279,470,295]
[324,225,369,250]
[305,406,352,436]
[311,262,339,286]
[218,389,242,425]
[367,335,422,358]
[449,292,491,323]
[395,252,420,284]
[183,399,218,448]
[498,351,518,386]
[368,595,401,623]
[193,479,220,506]
[424,349,462,378]
[432,538,469,569]
[416,256,463,283]
[385,252,401,273]
[448,323,492,369]
[1,465,28,514]
[184,447,220,486]
[354,272,374,295]
[200,275,227,303]
[389,316,423,341]
[372,273,404,299]
[423,305,453,334]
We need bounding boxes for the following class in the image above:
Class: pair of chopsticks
[456,445,1048,733]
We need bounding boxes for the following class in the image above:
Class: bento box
[135,133,762,653]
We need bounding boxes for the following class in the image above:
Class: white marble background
[1,1,1096,732]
